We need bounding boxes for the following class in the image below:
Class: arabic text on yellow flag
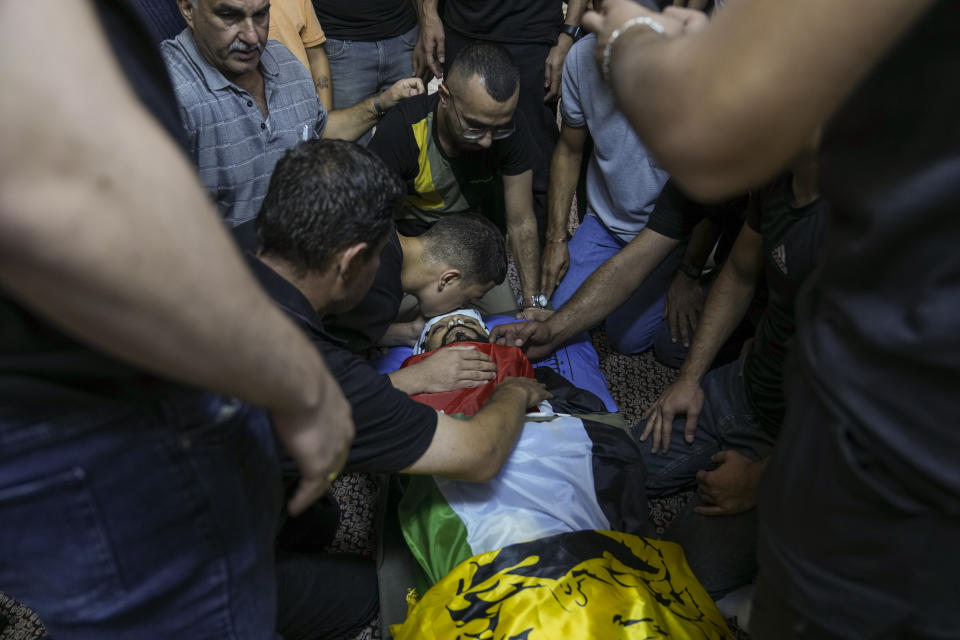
[392,529,733,639]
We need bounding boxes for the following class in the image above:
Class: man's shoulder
[565,34,600,85]
[263,38,312,83]
[383,92,436,133]
[160,30,215,110]
[160,30,200,85]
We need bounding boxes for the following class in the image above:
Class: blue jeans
[0,391,283,639]
[552,215,680,354]
[323,25,418,146]
[637,359,774,494]
[634,361,774,597]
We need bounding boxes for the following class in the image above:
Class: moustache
[228,39,263,53]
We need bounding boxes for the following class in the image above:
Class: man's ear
[437,268,462,290]
[176,0,195,28]
[437,81,450,107]
[335,242,370,282]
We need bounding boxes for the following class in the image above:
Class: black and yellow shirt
[369,92,535,235]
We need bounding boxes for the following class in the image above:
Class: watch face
[536,294,548,308]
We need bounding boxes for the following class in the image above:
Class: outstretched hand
[640,376,703,453]
[490,319,556,362]
[493,375,553,409]
[411,345,498,393]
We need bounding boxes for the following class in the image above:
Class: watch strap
[558,24,582,42]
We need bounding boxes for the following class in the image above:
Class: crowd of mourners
[1,0,957,638]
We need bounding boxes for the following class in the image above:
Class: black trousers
[275,552,378,640]
[443,27,558,242]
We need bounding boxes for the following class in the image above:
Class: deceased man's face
[422,314,489,353]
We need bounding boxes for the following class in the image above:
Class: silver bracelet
[602,16,666,84]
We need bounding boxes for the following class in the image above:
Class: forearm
[508,215,541,298]
[547,229,676,344]
[546,137,581,243]
[563,0,588,27]
[676,263,754,382]
[0,1,335,414]
[417,0,440,23]
[606,0,934,200]
[324,98,379,141]
[306,45,333,111]
[378,320,420,348]
[463,385,529,480]
[682,218,719,272]
[388,367,423,395]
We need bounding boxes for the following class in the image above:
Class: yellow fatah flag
[392,529,734,639]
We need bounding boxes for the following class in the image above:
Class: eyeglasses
[447,91,515,141]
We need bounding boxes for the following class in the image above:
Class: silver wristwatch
[519,293,549,309]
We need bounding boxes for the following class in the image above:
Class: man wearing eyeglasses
[369,41,543,315]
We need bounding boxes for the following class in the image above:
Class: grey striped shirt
[162,29,327,226]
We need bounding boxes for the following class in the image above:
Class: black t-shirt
[741,175,828,436]
[312,0,417,41]
[369,92,535,235]
[247,256,437,473]
[325,230,405,353]
[645,178,748,266]
[759,2,960,636]
[0,0,188,407]
[443,0,563,46]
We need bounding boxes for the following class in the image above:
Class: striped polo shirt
[161,29,327,226]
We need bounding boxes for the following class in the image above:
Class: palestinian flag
[391,529,733,639]
[398,411,648,586]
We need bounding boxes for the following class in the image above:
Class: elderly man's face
[422,314,489,352]
[182,0,270,81]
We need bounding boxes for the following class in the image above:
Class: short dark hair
[256,139,404,276]
[420,213,507,285]
[447,41,519,103]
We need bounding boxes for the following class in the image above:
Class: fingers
[683,411,698,444]
[679,314,690,347]
[711,450,727,464]
[557,260,569,286]
[668,308,679,343]
[543,61,561,103]
[638,413,655,442]
[405,77,425,96]
[429,36,445,80]
[287,476,330,516]
[650,407,664,451]
[412,47,425,79]
[491,321,539,348]
[489,323,520,345]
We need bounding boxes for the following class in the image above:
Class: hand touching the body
[409,345,498,393]
[640,376,703,453]
[490,319,557,362]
